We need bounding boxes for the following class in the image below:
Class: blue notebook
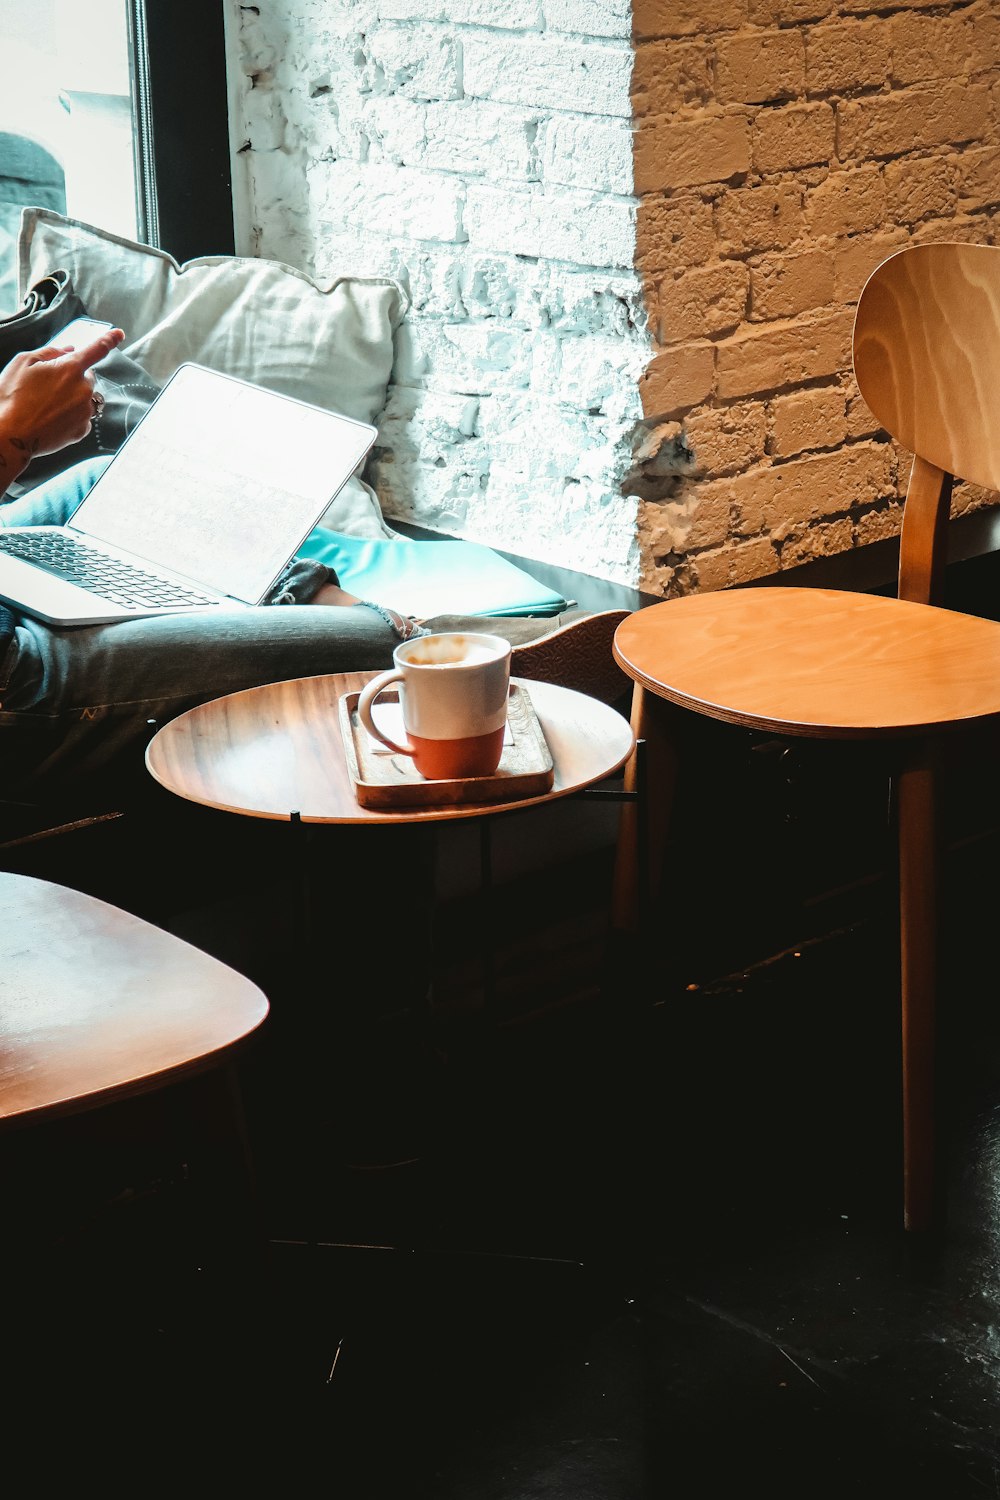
[298,528,571,618]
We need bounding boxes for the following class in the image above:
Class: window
[130,0,236,263]
[0,0,234,312]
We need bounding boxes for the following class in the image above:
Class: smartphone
[44,316,116,352]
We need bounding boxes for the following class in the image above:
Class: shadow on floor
[4,791,1000,1495]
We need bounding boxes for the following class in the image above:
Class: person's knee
[1,456,113,528]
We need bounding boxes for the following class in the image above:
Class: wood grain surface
[145,673,634,823]
[340,683,554,809]
[0,873,269,1126]
[608,242,1000,1235]
[854,242,1000,495]
[612,588,1000,738]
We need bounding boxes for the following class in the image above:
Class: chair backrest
[853,242,1000,605]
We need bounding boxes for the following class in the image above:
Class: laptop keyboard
[0,532,214,610]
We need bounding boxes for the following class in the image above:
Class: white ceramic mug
[357,631,512,780]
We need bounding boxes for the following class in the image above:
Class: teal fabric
[298,528,571,618]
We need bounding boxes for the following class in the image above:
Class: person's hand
[0,328,125,484]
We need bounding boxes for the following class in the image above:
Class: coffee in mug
[357,631,512,780]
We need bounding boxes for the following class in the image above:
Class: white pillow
[17,207,409,538]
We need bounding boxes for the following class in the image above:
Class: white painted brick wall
[313,160,466,241]
[364,24,463,100]
[543,0,631,40]
[362,99,539,179]
[464,183,635,266]
[227,0,646,586]
[462,33,634,115]
[540,116,634,193]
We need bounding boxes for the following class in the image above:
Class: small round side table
[146,672,634,825]
[146,670,636,999]
[145,671,635,1172]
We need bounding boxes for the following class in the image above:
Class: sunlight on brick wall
[634,0,1000,595]
[229,0,645,587]
[229,0,1000,593]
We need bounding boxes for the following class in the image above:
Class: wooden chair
[611,241,1000,1232]
[0,869,269,1284]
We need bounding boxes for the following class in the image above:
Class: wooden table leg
[896,741,939,1232]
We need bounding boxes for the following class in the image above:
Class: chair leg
[174,1060,268,1273]
[896,742,939,1232]
[611,684,681,936]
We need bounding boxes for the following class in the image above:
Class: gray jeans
[0,459,562,802]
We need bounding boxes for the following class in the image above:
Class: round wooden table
[145,672,635,824]
[146,672,635,1026]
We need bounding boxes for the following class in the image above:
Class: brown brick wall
[634,0,1000,597]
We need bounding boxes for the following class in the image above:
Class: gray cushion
[16,207,409,538]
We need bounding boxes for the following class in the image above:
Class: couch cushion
[16,208,408,537]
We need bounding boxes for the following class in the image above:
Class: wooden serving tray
[339,683,554,809]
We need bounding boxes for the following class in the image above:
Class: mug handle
[357,669,415,756]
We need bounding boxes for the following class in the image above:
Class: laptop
[0,362,378,627]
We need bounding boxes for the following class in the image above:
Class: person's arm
[0,328,125,498]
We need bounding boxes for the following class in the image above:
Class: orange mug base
[410,725,505,780]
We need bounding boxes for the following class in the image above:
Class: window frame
[128,0,235,262]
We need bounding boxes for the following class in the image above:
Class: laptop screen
[70,364,378,603]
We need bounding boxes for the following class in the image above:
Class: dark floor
[7,555,1000,1491]
[4,753,1000,1494]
